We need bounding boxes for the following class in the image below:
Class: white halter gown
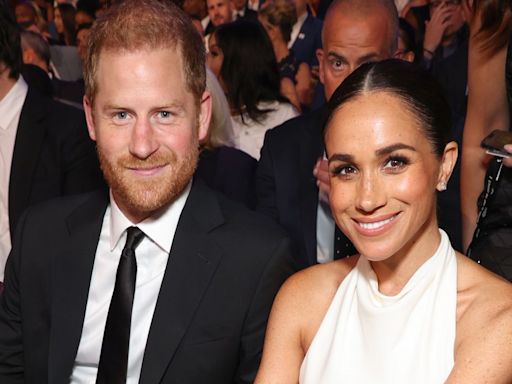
[299,230,457,384]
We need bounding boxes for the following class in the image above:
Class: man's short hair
[83,0,206,105]
[325,0,399,54]
[0,3,23,79]
[20,30,51,67]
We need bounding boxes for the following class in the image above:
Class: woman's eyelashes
[329,154,411,179]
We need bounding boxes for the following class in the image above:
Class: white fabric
[71,183,191,383]
[231,101,298,160]
[316,200,335,263]
[0,77,28,280]
[300,229,457,384]
[288,12,308,49]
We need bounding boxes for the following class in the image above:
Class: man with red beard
[0,1,295,383]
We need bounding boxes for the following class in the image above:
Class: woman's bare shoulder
[279,256,359,306]
[456,252,512,319]
[451,253,512,383]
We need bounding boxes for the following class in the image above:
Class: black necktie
[333,225,356,260]
[96,227,144,384]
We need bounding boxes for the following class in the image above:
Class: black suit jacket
[8,87,104,238]
[0,179,294,383]
[290,14,323,67]
[256,108,325,269]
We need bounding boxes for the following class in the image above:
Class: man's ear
[316,48,325,85]
[198,91,212,142]
[437,141,458,191]
[83,95,97,142]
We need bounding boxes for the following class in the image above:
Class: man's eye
[114,111,129,120]
[159,111,171,118]
[329,58,345,71]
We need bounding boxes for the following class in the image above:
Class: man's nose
[128,118,159,159]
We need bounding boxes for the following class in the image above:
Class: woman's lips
[352,213,401,235]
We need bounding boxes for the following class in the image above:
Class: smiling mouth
[128,164,167,176]
[355,213,400,231]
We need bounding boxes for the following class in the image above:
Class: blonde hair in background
[202,67,235,150]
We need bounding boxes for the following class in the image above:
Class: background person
[207,20,298,160]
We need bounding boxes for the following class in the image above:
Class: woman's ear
[436,141,458,192]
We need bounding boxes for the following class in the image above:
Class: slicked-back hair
[83,0,206,105]
[324,0,399,55]
[0,3,22,79]
[325,59,452,157]
[213,20,284,123]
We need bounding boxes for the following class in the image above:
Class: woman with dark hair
[255,60,512,384]
[54,3,76,45]
[207,20,298,159]
[461,0,512,280]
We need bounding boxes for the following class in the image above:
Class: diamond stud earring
[438,181,447,191]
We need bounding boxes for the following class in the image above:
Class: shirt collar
[109,181,192,253]
[0,76,28,131]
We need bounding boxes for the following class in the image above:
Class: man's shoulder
[264,107,325,143]
[303,14,323,32]
[20,190,105,225]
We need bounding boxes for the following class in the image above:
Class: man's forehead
[323,11,390,51]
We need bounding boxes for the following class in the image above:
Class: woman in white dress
[207,21,298,160]
[255,60,512,384]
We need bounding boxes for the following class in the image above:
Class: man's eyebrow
[326,52,347,63]
[375,143,417,156]
[355,53,380,66]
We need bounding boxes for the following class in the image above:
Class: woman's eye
[383,156,408,171]
[331,165,357,177]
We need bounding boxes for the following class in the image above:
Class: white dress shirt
[71,183,191,383]
[0,77,28,280]
[288,12,308,49]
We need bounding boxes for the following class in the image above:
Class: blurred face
[232,0,246,11]
[317,10,394,100]
[76,28,91,61]
[54,8,63,33]
[75,10,94,26]
[429,0,465,40]
[207,0,233,27]
[15,4,36,25]
[325,92,454,263]
[207,33,224,79]
[84,48,211,222]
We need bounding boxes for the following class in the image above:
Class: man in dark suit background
[0,1,294,383]
[0,4,103,285]
[231,0,258,22]
[256,0,399,269]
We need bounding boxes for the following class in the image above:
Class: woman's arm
[446,256,512,383]
[460,11,509,251]
[253,274,308,384]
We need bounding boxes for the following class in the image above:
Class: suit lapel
[139,180,225,384]
[299,108,326,266]
[48,191,108,384]
[8,89,48,234]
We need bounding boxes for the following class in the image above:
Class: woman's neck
[370,216,441,296]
